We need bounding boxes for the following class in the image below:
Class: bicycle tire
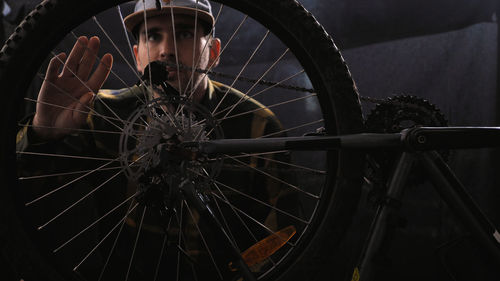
[0,0,364,280]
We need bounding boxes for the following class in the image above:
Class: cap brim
[124,6,214,34]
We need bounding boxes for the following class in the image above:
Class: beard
[167,70,206,100]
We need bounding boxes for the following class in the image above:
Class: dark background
[2,0,500,280]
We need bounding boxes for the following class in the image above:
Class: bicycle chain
[164,61,316,93]
[163,62,404,105]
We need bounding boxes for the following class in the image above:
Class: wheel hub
[119,95,223,211]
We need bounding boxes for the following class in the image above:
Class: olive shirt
[16,80,298,277]
[16,79,291,236]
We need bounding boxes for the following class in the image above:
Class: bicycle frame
[197,127,500,154]
[196,126,500,280]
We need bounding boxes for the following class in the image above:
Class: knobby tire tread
[0,0,364,280]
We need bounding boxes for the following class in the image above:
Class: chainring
[364,95,448,192]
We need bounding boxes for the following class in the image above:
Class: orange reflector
[230,225,296,270]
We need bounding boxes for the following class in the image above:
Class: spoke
[19,166,122,181]
[24,156,116,206]
[147,99,184,132]
[98,201,137,281]
[207,150,290,163]
[246,70,306,100]
[208,182,278,267]
[188,0,200,100]
[21,123,123,136]
[175,12,247,118]
[169,1,183,94]
[92,16,147,87]
[189,263,199,281]
[183,199,224,280]
[153,216,173,281]
[69,31,148,105]
[138,115,151,128]
[53,191,139,253]
[211,192,296,248]
[24,96,87,115]
[259,119,324,139]
[193,168,292,261]
[17,151,118,162]
[74,202,139,271]
[194,91,315,134]
[219,48,289,120]
[192,120,209,141]
[201,169,256,249]
[24,87,146,131]
[25,94,145,135]
[216,93,317,123]
[36,154,146,229]
[73,203,139,271]
[211,30,271,115]
[198,170,309,224]
[177,0,201,130]
[191,70,308,129]
[34,73,129,135]
[125,206,147,281]
[172,203,212,281]
[117,5,137,66]
[142,0,154,94]
[121,132,162,157]
[138,89,179,128]
[225,154,319,200]
[181,4,224,99]
[37,165,125,230]
[24,96,123,132]
[183,14,249,110]
[176,200,184,281]
[210,192,241,251]
[50,52,129,128]
[153,235,168,281]
[234,153,327,175]
[221,150,289,159]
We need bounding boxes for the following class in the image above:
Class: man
[17,0,296,279]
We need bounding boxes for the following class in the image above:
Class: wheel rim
[3,0,363,280]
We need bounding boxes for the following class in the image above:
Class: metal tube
[421,151,500,264]
[197,133,402,154]
[358,152,417,280]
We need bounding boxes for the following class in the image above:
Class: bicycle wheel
[0,0,364,280]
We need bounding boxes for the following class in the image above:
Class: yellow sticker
[351,267,360,281]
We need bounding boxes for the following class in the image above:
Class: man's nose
[159,37,176,61]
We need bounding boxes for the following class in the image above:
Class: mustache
[156,60,209,74]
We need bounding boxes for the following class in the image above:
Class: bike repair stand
[355,152,416,280]
[355,128,500,280]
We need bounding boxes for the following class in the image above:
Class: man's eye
[177,31,193,40]
[147,33,161,41]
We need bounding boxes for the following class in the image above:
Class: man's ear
[209,38,221,68]
[133,44,142,73]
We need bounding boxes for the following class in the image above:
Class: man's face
[133,14,220,101]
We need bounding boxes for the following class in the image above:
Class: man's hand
[32,36,113,140]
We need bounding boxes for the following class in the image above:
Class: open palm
[33,36,113,140]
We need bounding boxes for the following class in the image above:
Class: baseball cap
[124,0,215,35]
